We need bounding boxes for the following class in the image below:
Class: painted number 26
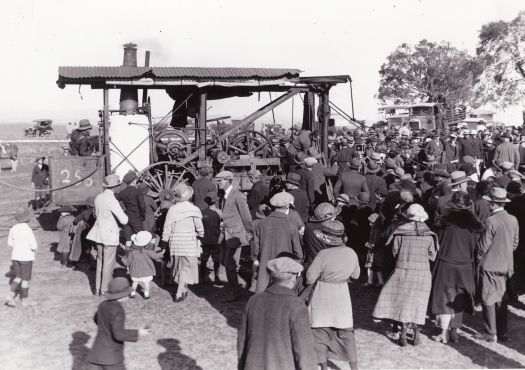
[60,169,93,187]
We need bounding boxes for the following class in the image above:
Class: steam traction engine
[55,43,351,204]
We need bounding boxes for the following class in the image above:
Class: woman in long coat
[372,204,438,346]
[306,220,360,370]
[430,191,482,343]
[162,184,204,302]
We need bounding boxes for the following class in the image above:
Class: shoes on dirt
[474,333,497,342]
[5,299,16,308]
[21,299,36,307]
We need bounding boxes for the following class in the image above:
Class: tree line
[378,11,525,110]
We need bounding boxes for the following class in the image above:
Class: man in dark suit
[191,166,216,211]
[333,158,369,206]
[30,156,49,212]
[115,171,146,249]
[215,170,253,300]
[285,172,310,223]
[246,170,269,219]
[88,277,150,369]
[364,160,387,212]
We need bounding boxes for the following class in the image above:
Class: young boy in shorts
[6,207,37,307]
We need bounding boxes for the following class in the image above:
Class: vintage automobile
[24,119,54,137]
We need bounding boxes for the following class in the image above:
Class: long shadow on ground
[69,331,91,370]
[351,282,525,368]
[157,338,203,370]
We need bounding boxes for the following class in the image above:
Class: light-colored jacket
[162,201,204,257]
[87,189,128,246]
[476,209,519,275]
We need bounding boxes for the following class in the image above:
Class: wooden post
[197,90,207,162]
[103,89,111,174]
[320,90,329,158]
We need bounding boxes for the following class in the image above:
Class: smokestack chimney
[119,43,139,114]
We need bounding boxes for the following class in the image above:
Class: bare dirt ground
[1,140,525,369]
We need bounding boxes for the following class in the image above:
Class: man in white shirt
[87,174,129,295]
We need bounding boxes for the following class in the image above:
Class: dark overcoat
[237,284,317,370]
[430,210,482,315]
[288,188,310,223]
[88,300,138,366]
[253,211,302,293]
[191,176,216,211]
[247,180,269,218]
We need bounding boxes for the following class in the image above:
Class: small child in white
[122,231,163,299]
[5,207,37,307]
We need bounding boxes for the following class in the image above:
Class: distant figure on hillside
[69,119,99,156]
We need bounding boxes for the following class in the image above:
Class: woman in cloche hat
[161,183,204,302]
[373,204,439,347]
[429,191,483,344]
[306,220,361,370]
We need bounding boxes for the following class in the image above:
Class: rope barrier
[0,161,102,192]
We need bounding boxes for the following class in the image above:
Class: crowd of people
[6,122,525,369]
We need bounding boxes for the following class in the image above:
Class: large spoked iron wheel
[225,130,273,159]
[138,162,197,201]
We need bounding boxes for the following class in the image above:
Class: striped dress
[162,201,204,284]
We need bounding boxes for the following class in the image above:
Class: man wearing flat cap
[253,192,302,293]
[238,257,317,370]
[475,188,519,343]
[215,170,253,300]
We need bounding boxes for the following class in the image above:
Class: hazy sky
[1,0,524,126]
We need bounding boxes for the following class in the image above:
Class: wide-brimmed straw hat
[483,187,511,203]
[14,207,30,223]
[403,204,429,222]
[285,172,301,186]
[77,119,93,131]
[310,202,341,222]
[173,184,193,203]
[103,174,122,188]
[314,220,346,246]
[104,277,131,301]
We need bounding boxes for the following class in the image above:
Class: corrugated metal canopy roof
[57,66,302,87]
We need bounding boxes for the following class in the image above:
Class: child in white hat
[122,231,163,299]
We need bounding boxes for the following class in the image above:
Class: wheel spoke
[229,145,247,154]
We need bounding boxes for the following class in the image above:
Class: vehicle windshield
[410,106,434,115]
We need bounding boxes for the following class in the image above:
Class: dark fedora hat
[349,158,361,170]
[366,160,380,173]
[285,172,301,186]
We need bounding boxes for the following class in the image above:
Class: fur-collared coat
[373,221,438,325]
